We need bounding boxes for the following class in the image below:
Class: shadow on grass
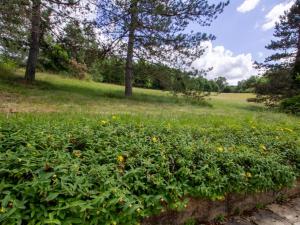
[0,72,211,107]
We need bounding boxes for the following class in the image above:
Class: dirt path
[224,197,300,225]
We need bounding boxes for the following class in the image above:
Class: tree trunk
[25,0,41,83]
[124,1,138,97]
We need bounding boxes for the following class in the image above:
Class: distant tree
[97,0,229,96]
[214,76,228,92]
[237,76,259,93]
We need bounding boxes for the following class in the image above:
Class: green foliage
[280,95,300,115]
[0,116,299,224]
[236,76,259,93]
[255,1,300,107]
[0,57,17,77]
[90,58,125,84]
[39,37,70,73]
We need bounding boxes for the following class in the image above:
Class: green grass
[0,71,300,224]
[0,70,298,127]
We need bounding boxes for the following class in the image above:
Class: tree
[21,0,94,82]
[264,0,300,95]
[0,0,30,63]
[214,76,228,92]
[97,0,229,96]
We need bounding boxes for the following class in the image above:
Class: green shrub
[280,95,300,115]
[0,116,299,224]
[0,58,17,77]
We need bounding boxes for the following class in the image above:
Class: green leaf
[44,219,61,224]
[46,193,60,201]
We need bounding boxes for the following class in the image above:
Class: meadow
[0,71,300,224]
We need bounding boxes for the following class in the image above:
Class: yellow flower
[152,136,158,143]
[217,147,224,152]
[0,207,5,213]
[259,144,267,151]
[216,196,225,201]
[27,143,32,148]
[117,155,125,163]
[244,172,252,178]
[100,120,108,125]
[111,221,117,225]
[284,128,293,133]
[112,115,118,120]
[73,150,81,158]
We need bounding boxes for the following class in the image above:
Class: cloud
[237,0,261,13]
[262,0,295,31]
[192,42,257,85]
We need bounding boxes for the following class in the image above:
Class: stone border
[142,180,300,225]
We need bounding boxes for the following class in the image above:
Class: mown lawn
[0,71,300,224]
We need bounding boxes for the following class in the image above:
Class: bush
[68,59,88,80]
[0,57,17,77]
[280,95,300,115]
[0,116,299,224]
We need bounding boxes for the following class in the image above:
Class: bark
[124,1,138,97]
[291,24,300,91]
[25,0,41,83]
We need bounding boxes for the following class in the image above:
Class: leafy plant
[0,116,299,224]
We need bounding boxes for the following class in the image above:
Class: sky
[192,0,296,85]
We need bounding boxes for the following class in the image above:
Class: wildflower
[0,207,5,213]
[136,208,141,213]
[117,155,125,163]
[217,147,224,152]
[284,128,293,133]
[216,196,225,201]
[112,115,118,120]
[73,150,81,158]
[259,144,267,151]
[152,136,158,143]
[244,172,252,178]
[111,221,117,225]
[27,143,32,148]
[100,120,108,125]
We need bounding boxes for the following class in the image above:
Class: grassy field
[0,71,298,127]
[0,71,300,224]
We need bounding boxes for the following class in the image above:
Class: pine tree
[265,0,300,92]
[97,0,229,96]
[12,0,94,82]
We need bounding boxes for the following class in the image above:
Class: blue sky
[192,0,296,84]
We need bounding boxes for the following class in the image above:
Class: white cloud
[262,0,295,31]
[192,42,257,85]
[237,0,261,13]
